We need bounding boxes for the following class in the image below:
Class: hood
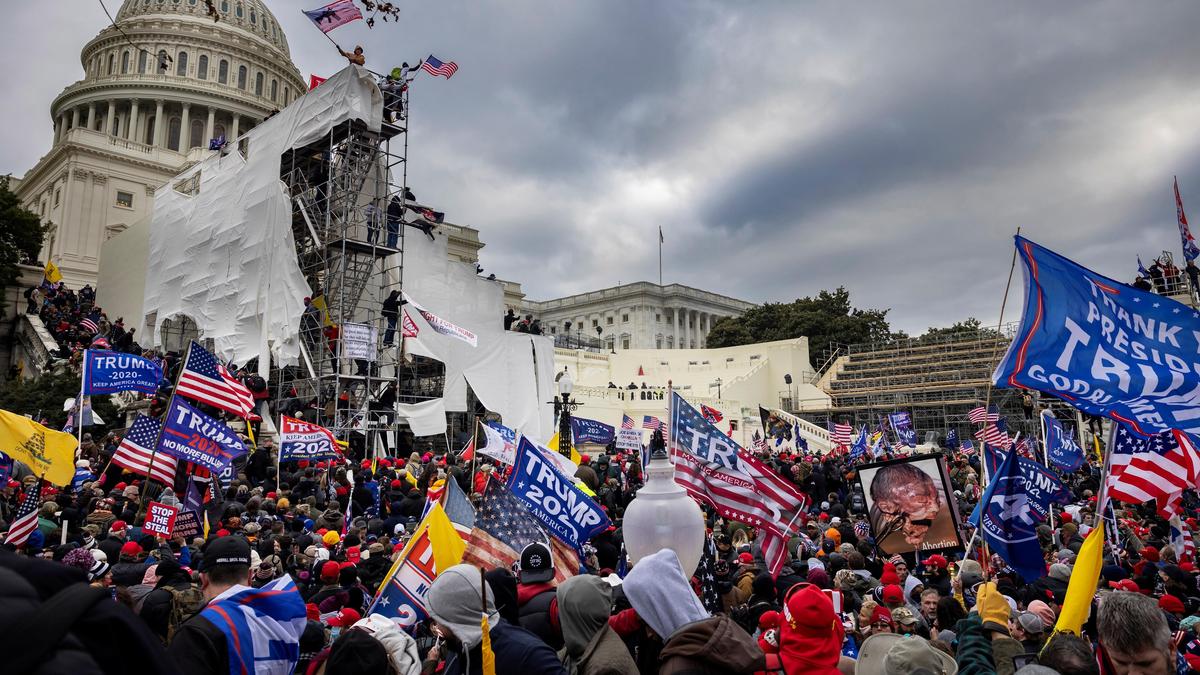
[426,563,500,650]
[659,616,764,672]
[623,548,709,639]
[558,575,612,660]
[352,613,421,675]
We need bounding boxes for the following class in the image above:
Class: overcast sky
[4,1,1200,334]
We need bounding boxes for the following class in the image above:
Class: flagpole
[276,413,283,494]
[1038,408,1055,531]
[139,341,193,516]
[470,414,481,483]
[74,351,87,461]
[658,227,663,287]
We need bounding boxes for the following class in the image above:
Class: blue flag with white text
[850,427,868,460]
[994,236,1200,437]
[978,444,1070,521]
[945,428,959,451]
[83,349,163,395]
[1043,412,1085,473]
[976,450,1047,581]
[158,397,248,472]
[888,411,917,447]
[569,416,615,445]
[507,436,610,550]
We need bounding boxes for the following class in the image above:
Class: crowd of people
[0,407,1195,675]
[1133,255,1200,296]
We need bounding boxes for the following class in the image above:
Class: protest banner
[340,322,378,361]
[615,428,642,452]
[174,509,201,539]
[507,437,610,550]
[144,501,179,537]
[279,415,341,461]
[82,349,163,395]
[158,398,248,472]
[403,293,478,347]
[569,417,615,445]
[856,455,963,555]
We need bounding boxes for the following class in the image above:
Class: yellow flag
[1054,520,1105,635]
[481,611,496,675]
[310,294,333,327]
[0,409,77,486]
[547,432,582,465]
[423,503,466,573]
[44,261,63,284]
[1093,435,1103,465]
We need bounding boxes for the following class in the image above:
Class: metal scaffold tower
[271,87,445,460]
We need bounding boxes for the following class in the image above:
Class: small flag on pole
[303,0,363,33]
[420,55,459,79]
[5,477,44,548]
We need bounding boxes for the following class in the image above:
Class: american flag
[976,419,1012,450]
[6,477,43,548]
[112,416,178,485]
[176,341,255,418]
[1108,424,1200,518]
[827,421,852,448]
[420,55,458,79]
[461,479,577,584]
[302,0,362,34]
[642,415,663,432]
[696,536,721,613]
[960,439,977,456]
[700,404,724,423]
[968,405,1000,424]
[1013,436,1036,460]
[80,318,99,334]
[1170,515,1196,563]
[753,432,769,454]
[620,414,636,430]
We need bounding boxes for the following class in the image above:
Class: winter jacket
[657,616,765,675]
[111,559,149,587]
[441,619,567,675]
[558,626,637,675]
[518,582,562,650]
[139,575,196,641]
[953,614,1024,675]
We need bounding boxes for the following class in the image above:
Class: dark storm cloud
[8,2,1200,334]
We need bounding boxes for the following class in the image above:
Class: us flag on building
[176,341,255,418]
[420,55,459,79]
[620,414,636,430]
[112,416,178,485]
[461,480,576,584]
[5,477,44,548]
[1108,424,1200,518]
[968,405,1000,424]
[642,416,663,432]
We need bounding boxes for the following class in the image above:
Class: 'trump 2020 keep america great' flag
[994,235,1200,437]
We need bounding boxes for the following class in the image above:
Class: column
[153,99,164,147]
[180,103,191,149]
[87,103,96,130]
[128,99,140,141]
[70,107,80,130]
[205,107,215,144]
[53,116,62,144]
[701,313,710,348]
[105,100,116,136]
[673,308,681,349]
[230,113,240,141]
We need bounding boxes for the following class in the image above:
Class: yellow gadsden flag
[43,261,63,284]
[1054,519,1105,635]
[547,432,582,466]
[0,409,77,487]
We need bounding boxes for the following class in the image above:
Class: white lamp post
[621,428,705,577]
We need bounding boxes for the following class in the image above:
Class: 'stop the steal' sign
[144,501,179,537]
[507,437,610,550]
[995,236,1200,437]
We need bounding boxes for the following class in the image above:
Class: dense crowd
[0,412,1194,675]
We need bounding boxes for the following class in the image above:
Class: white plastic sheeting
[141,66,383,368]
[395,399,449,437]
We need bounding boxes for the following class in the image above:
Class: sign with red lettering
[145,501,179,537]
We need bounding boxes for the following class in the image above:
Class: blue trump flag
[850,426,868,460]
[1043,412,1085,473]
[945,428,960,451]
[83,349,163,395]
[507,436,610,550]
[158,397,248,472]
[569,416,615,445]
[889,411,917,447]
[975,449,1046,581]
[994,236,1200,437]
[979,443,1069,521]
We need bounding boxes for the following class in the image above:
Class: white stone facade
[16,0,305,288]
[521,282,756,351]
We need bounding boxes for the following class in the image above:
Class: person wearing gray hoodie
[556,575,637,675]
[425,563,566,675]
[623,549,764,675]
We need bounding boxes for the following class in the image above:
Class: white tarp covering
[141,66,383,368]
[395,398,449,437]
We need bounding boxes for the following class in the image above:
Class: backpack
[166,585,207,643]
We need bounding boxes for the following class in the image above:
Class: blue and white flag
[83,349,162,395]
[1043,412,1085,473]
[570,416,615,445]
[507,436,610,550]
[994,236,1200,437]
[198,576,306,675]
[1138,256,1150,279]
[794,426,809,453]
[62,395,102,433]
[979,444,1070,522]
[888,412,917,447]
[158,398,247,472]
[945,428,960,451]
[850,426,868,460]
[975,449,1046,581]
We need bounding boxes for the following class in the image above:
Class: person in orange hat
[778,583,847,675]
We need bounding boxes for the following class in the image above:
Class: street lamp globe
[622,430,705,577]
[558,371,573,399]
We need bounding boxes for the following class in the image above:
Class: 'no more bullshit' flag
[158,398,248,472]
[994,235,1200,437]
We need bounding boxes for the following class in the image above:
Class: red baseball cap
[320,561,340,582]
[924,554,948,569]
[1108,579,1139,592]
[327,608,361,628]
[110,520,128,531]
[738,552,754,564]
[882,584,904,605]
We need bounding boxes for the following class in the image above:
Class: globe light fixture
[621,428,705,577]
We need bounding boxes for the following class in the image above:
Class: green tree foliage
[706,287,894,369]
[916,317,1001,343]
[0,175,46,317]
[0,371,118,433]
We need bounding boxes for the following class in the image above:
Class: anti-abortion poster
[855,455,963,555]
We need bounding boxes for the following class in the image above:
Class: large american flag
[420,55,459,79]
[6,477,43,548]
[1108,424,1200,518]
[670,392,806,576]
[827,421,852,448]
[176,341,255,418]
[975,419,1012,450]
[80,318,99,334]
[620,414,636,430]
[642,415,663,432]
[112,416,178,485]
[968,405,1000,424]
[461,479,577,584]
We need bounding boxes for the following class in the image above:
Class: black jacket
[139,575,196,641]
[166,613,228,675]
[517,585,562,650]
[441,619,566,675]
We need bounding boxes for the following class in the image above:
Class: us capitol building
[14,0,306,288]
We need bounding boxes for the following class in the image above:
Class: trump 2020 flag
[977,449,1046,581]
[979,444,1070,521]
[158,398,248,472]
[888,412,917,447]
[278,416,341,461]
[83,349,162,395]
[507,437,610,550]
[994,235,1200,437]
[1043,412,1085,473]
[569,416,615,445]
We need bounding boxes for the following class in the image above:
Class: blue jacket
[441,619,566,675]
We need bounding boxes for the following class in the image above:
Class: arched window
[254,72,263,96]
[237,65,247,90]
[218,59,229,84]
[107,53,115,75]
[176,51,188,76]
[121,50,130,74]
[197,55,208,80]
[220,1,228,11]
[189,119,204,149]
[157,50,168,73]
[168,117,182,150]
[112,115,120,137]
[138,51,148,74]
[270,79,278,102]
[283,87,290,105]
[145,116,156,145]
[250,9,256,24]
[189,0,197,4]
[235,2,243,18]
[213,123,225,140]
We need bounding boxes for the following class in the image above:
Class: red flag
[700,404,723,423]
[309,74,327,90]
[637,366,644,376]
